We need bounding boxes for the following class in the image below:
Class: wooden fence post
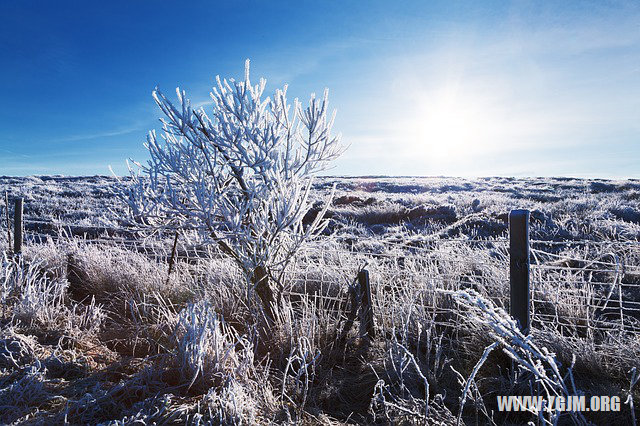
[4,192,10,253]
[358,269,376,340]
[13,198,23,256]
[509,209,530,334]
[166,231,179,285]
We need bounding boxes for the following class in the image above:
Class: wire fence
[2,216,639,340]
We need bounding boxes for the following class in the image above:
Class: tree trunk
[253,265,276,325]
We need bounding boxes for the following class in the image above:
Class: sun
[401,85,500,162]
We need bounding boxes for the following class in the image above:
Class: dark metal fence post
[509,209,530,334]
[358,269,376,340]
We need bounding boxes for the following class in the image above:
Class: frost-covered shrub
[2,257,105,336]
[451,289,588,425]
[174,301,253,392]
[120,60,343,324]
[11,261,68,328]
[200,380,259,425]
[67,296,106,336]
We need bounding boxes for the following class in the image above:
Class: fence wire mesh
[5,218,639,341]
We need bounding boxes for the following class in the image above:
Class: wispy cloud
[0,148,31,159]
[51,127,142,143]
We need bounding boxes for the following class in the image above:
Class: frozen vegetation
[0,174,639,424]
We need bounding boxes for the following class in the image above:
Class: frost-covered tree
[122,60,343,324]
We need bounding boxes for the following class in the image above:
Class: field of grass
[1,175,639,424]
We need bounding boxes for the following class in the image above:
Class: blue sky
[1,1,638,178]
